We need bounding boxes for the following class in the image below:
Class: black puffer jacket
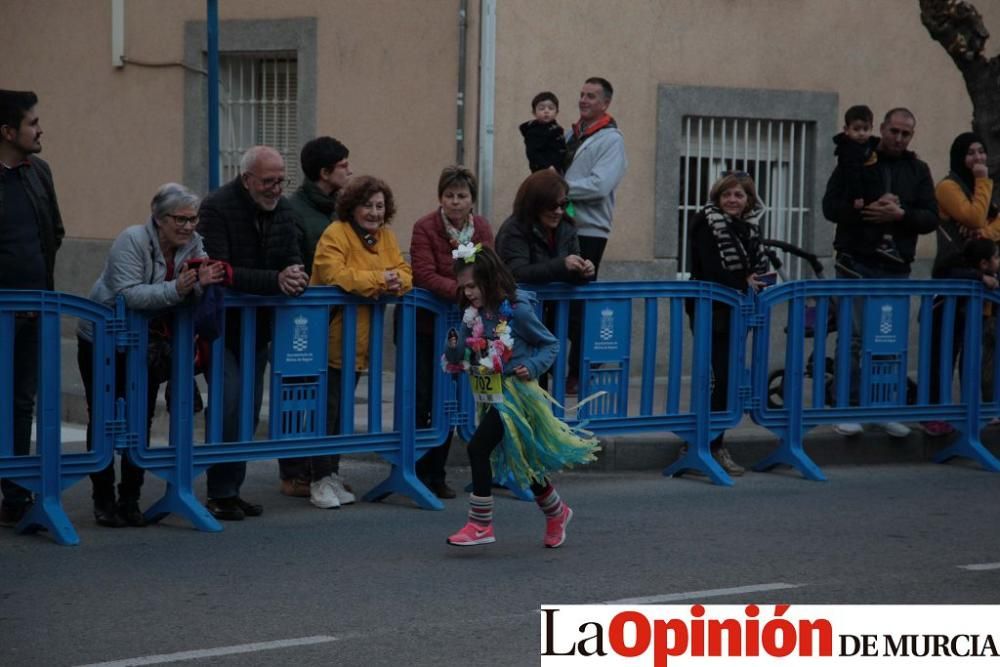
[198,176,302,346]
[0,156,65,290]
[495,214,588,284]
[822,149,938,272]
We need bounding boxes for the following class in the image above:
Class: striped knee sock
[468,494,493,527]
[534,484,564,519]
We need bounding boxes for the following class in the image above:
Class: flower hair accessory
[452,242,482,263]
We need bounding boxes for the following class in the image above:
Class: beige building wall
[5,0,1000,286]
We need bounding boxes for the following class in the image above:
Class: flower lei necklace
[463,300,515,373]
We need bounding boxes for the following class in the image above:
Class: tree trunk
[920,0,1000,174]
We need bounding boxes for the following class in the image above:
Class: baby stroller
[761,239,919,409]
[760,239,835,409]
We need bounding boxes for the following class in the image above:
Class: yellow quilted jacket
[310,221,412,370]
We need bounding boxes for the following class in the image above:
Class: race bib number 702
[471,372,503,404]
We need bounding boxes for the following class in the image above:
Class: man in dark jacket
[823,107,938,277]
[0,90,64,526]
[290,136,351,275]
[198,145,307,521]
[821,107,938,438]
[279,136,350,497]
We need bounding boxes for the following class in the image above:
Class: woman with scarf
[678,171,769,477]
[924,133,1000,436]
[309,175,412,509]
[408,166,493,499]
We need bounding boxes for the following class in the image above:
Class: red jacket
[409,209,494,331]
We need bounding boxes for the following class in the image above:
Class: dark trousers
[929,300,996,404]
[414,333,453,484]
[689,309,732,450]
[206,343,268,499]
[834,254,910,406]
[929,298,965,405]
[310,366,359,480]
[566,236,608,379]
[467,407,547,498]
[78,336,155,503]
[279,365,348,483]
[1,317,39,509]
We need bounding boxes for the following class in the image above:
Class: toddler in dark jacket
[833,104,902,263]
[519,91,566,174]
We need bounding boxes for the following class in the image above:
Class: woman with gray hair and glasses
[76,182,226,527]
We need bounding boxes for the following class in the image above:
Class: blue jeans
[206,343,268,499]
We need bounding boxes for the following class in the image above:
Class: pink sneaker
[446,521,495,546]
[544,505,573,548]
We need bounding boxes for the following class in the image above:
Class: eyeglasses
[550,198,570,211]
[166,214,199,228]
[246,172,286,189]
[722,170,751,178]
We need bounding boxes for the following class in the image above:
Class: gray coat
[563,125,627,239]
[77,218,207,341]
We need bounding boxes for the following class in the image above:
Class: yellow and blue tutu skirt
[480,377,600,489]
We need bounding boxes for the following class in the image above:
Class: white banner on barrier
[540,605,1000,665]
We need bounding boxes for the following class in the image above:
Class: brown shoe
[714,447,745,477]
[280,478,310,498]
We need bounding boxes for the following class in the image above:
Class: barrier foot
[364,465,444,510]
[934,434,1000,472]
[17,497,79,546]
[753,438,827,481]
[662,448,733,487]
[144,484,223,532]
[463,474,534,501]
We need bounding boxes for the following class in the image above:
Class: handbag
[147,316,173,384]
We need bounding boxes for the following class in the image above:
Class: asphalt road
[2,459,998,666]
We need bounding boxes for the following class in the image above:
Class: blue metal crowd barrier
[0,290,124,545]
[126,286,455,533]
[3,279,999,545]
[749,279,1000,480]
[456,281,749,486]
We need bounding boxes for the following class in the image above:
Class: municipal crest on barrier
[292,314,309,352]
[583,299,631,363]
[599,307,615,342]
[272,306,328,374]
[863,297,909,354]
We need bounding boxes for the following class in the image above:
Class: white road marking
[74,635,340,666]
[958,562,1000,571]
[604,582,802,605]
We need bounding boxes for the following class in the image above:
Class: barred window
[218,54,299,188]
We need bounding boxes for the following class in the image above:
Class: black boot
[117,499,148,527]
[94,499,125,527]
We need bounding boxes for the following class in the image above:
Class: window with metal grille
[218,53,299,188]
[677,116,814,279]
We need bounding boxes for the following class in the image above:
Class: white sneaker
[835,422,863,437]
[328,474,356,505]
[879,421,911,438]
[310,476,341,509]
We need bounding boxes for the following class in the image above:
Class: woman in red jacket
[409,166,494,498]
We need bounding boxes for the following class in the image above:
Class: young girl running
[443,244,599,548]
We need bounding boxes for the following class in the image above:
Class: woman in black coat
[495,170,595,391]
[683,171,770,476]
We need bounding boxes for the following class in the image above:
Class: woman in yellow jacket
[307,175,412,508]
[925,133,999,436]
[934,132,999,269]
